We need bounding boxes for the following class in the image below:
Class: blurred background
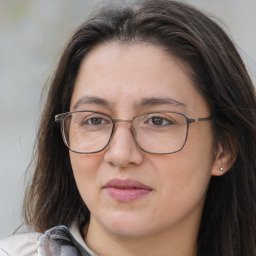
[0,0,255,239]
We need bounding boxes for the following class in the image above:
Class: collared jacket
[0,223,98,256]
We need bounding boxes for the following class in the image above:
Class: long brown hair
[23,1,256,255]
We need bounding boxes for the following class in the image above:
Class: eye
[85,117,108,125]
[87,117,104,125]
[148,116,174,126]
[70,112,112,131]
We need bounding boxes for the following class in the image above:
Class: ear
[211,143,237,176]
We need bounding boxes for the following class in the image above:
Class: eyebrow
[72,96,186,111]
[72,96,111,110]
[135,97,186,108]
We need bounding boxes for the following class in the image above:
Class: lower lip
[105,187,152,202]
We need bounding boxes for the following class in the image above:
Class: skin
[69,43,232,256]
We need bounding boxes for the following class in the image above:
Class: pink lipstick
[103,179,152,203]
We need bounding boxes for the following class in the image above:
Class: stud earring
[219,167,224,171]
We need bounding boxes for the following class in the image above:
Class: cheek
[154,149,212,199]
[180,125,214,182]
[69,152,103,202]
[155,125,214,209]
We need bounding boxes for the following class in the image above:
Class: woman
[1,0,256,255]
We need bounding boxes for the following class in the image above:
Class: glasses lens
[62,112,113,153]
[133,112,187,154]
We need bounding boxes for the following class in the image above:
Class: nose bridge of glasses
[113,118,133,125]
[109,118,137,148]
[111,118,134,138]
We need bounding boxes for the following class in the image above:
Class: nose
[104,122,143,167]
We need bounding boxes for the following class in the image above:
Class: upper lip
[103,178,152,190]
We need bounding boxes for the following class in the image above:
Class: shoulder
[0,232,41,256]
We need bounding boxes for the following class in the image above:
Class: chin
[100,212,155,238]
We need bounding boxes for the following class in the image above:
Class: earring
[219,167,224,171]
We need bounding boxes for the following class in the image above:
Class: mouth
[103,178,153,203]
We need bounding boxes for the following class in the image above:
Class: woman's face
[70,43,219,240]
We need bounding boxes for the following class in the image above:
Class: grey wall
[0,0,255,239]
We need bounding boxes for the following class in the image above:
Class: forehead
[70,43,209,116]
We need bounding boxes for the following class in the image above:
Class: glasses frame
[55,110,212,155]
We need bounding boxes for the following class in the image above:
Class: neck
[84,215,200,256]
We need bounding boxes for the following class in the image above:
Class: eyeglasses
[55,110,212,155]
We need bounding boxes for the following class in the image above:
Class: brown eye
[149,116,173,126]
[87,117,105,125]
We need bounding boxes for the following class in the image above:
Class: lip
[103,178,152,203]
